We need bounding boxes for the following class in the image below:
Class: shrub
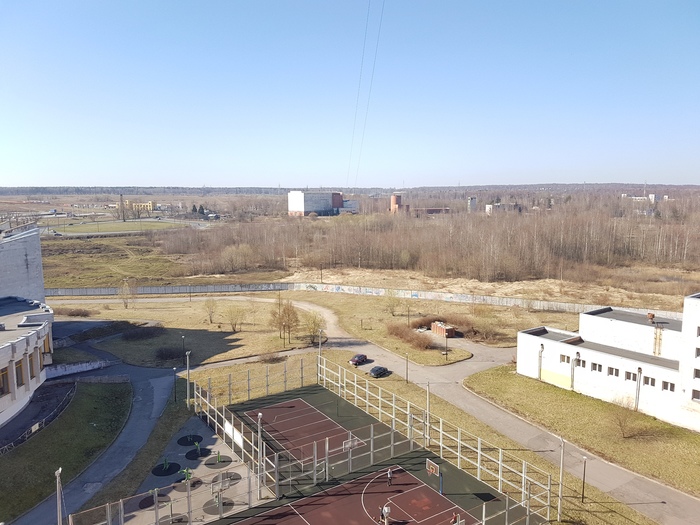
[53,307,92,317]
[155,347,183,361]
[72,321,138,342]
[387,323,433,350]
[122,324,165,341]
[258,352,285,364]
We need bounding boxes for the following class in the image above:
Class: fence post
[275,452,280,499]
[119,498,125,525]
[477,438,482,480]
[521,460,527,503]
[504,494,509,524]
[228,373,232,405]
[284,360,287,391]
[313,441,318,485]
[482,502,486,524]
[498,449,503,493]
[266,365,269,396]
[325,437,330,482]
[547,473,551,522]
[247,369,251,401]
[247,462,252,508]
[370,424,375,465]
[458,428,462,469]
[301,357,304,387]
[153,488,159,525]
[526,481,531,525]
[186,480,192,525]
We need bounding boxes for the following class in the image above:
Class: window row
[559,356,677,392]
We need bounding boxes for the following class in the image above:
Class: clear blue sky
[1,1,698,188]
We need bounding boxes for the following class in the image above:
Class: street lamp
[581,456,588,503]
[257,413,263,498]
[405,353,409,383]
[186,350,191,410]
[318,329,323,356]
[282,323,286,348]
[173,367,177,402]
[181,335,186,366]
[56,467,63,525]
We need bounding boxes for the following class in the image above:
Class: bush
[155,347,183,361]
[122,324,165,341]
[387,323,433,350]
[410,314,473,335]
[72,321,138,342]
[258,352,285,364]
[53,307,92,317]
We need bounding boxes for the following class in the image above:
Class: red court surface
[233,466,477,525]
[246,399,364,461]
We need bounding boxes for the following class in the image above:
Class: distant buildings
[0,225,54,428]
[517,293,700,432]
[287,191,354,216]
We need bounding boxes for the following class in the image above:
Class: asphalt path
[33,295,700,525]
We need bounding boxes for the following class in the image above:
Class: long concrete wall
[45,282,683,319]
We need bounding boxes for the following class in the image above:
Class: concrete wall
[0,228,45,302]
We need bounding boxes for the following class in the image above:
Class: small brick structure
[430,321,455,338]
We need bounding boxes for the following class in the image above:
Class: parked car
[369,366,389,378]
[349,354,367,366]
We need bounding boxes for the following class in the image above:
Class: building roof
[584,307,682,332]
[521,326,679,371]
[0,297,50,347]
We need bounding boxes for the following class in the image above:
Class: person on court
[387,468,392,486]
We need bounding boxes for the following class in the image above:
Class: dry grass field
[465,365,700,498]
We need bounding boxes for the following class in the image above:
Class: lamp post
[173,367,177,402]
[405,353,409,383]
[181,335,186,366]
[282,323,286,348]
[56,467,63,525]
[186,351,191,410]
[257,413,263,498]
[444,335,448,361]
[581,456,588,503]
[318,329,323,356]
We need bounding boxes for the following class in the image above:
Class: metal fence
[69,462,263,525]
[318,357,552,523]
[70,356,553,524]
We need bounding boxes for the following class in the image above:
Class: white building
[0,224,54,428]
[517,294,700,432]
[287,191,344,217]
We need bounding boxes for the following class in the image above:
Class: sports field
[215,385,536,525]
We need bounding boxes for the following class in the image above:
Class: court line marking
[290,503,312,525]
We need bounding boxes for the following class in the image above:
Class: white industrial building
[517,294,700,432]
[288,191,346,217]
[0,225,54,428]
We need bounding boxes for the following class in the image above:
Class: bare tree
[224,304,246,332]
[118,279,136,309]
[301,311,326,344]
[203,298,217,323]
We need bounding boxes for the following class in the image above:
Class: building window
[608,367,619,377]
[697,348,700,358]
[695,369,700,379]
[662,381,675,392]
[15,361,24,387]
[693,390,700,401]
[0,367,8,396]
[591,363,602,372]
[625,371,638,381]
[28,354,35,379]
[576,359,586,368]
[643,376,656,387]
[560,354,570,364]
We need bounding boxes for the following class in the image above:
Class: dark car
[369,366,388,378]
[349,354,367,366]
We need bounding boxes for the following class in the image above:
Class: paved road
[33,295,700,525]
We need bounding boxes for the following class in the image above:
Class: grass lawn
[0,382,131,522]
[282,290,578,358]
[52,346,103,365]
[80,378,192,511]
[190,350,656,525]
[464,364,700,498]
[40,218,184,234]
